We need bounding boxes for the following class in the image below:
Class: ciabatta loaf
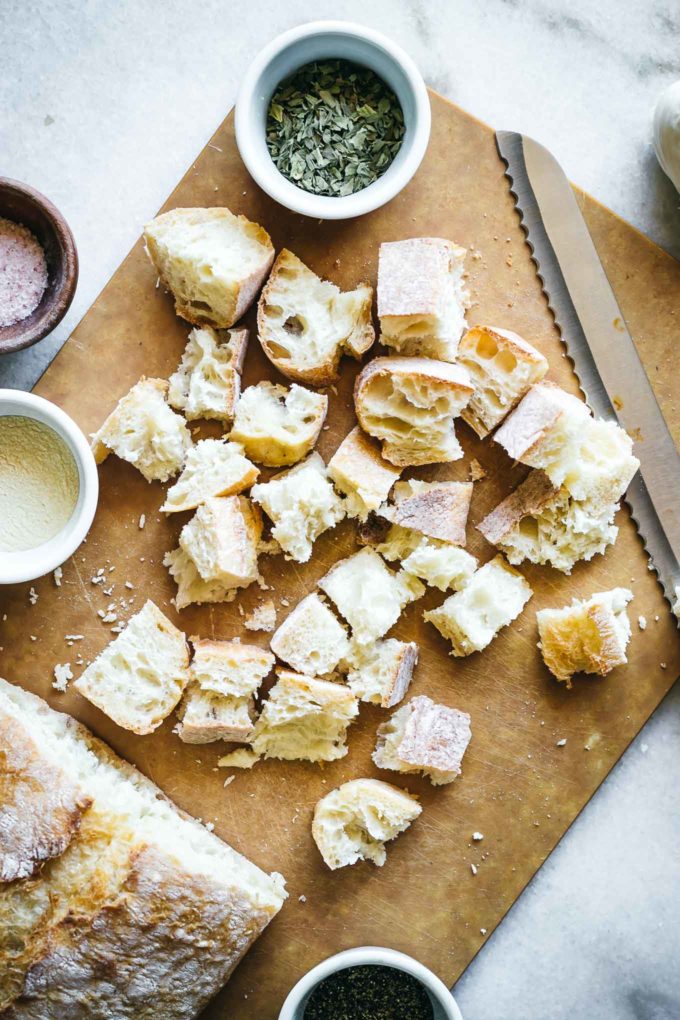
[373,695,472,785]
[230,380,328,467]
[327,426,402,520]
[270,593,350,677]
[168,326,248,422]
[161,438,258,514]
[537,588,633,686]
[343,637,418,708]
[144,207,274,328]
[258,249,374,386]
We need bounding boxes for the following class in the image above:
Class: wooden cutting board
[1,91,679,1018]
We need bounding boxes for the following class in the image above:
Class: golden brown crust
[384,481,473,546]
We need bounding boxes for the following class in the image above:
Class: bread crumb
[660,662,667,669]
[52,662,73,691]
[638,615,647,631]
[125,581,134,590]
[30,635,37,642]
[480,928,487,935]
[139,514,146,529]
[472,832,484,842]
[53,567,63,587]
[28,587,38,605]
[470,863,477,875]
[204,821,215,832]
[217,749,260,769]
[223,775,236,788]
[299,894,307,903]
[556,738,567,747]
[468,458,486,481]
[244,600,277,632]
[65,634,83,642]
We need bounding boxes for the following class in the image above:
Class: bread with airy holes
[168,326,248,422]
[176,686,254,744]
[161,438,258,514]
[230,381,327,466]
[163,548,238,610]
[270,593,349,677]
[369,517,478,593]
[537,588,633,687]
[327,426,402,520]
[372,695,472,785]
[189,638,274,698]
[343,637,418,708]
[178,496,261,589]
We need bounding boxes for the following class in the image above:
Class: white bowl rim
[0,390,99,584]
[235,20,431,220]
[278,945,463,1020]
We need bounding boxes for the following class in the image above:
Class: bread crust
[477,470,558,545]
[494,381,586,463]
[383,480,473,546]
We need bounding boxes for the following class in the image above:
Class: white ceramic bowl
[0,390,98,585]
[235,21,431,219]
[278,946,463,1020]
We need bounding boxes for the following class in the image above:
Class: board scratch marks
[70,558,96,616]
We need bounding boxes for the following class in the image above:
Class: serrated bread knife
[495,130,680,613]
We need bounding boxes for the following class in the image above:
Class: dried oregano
[266,60,405,197]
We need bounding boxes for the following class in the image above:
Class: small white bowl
[235,21,431,220]
[278,946,463,1020]
[0,390,98,585]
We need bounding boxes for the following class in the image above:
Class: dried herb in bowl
[266,60,405,197]
[303,964,434,1019]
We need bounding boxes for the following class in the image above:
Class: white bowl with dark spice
[278,946,464,1020]
[235,21,431,219]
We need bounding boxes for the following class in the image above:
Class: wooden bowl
[0,177,78,355]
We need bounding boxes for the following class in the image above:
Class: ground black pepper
[303,964,434,1020]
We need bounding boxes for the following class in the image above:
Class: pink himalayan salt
[0,217,48,328]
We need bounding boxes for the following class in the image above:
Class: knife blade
[495,129,680,612]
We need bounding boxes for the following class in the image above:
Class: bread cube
[179,496,261,588]
[163,547,238,610]
[74,600,189,734]
[369,514,478,594]
[537,588,633,687]
[250,670,359,762]
[250,452,345,563]
[144,207,274,328]
[189,638,274,698]
[230,381,327,467]
[382,478,473,546]
[318,547,424,646]
[312,778,421,870]
[373,695,472,785]
[168,326,248,422]
[424,555,532,656]
[258,249,374,386]
[161,438,258,514]
[344,637,418,708]
[354,356,474,467]
[458,325,548,437]
[327,426,402,520]
[177,686,255,744]
[91,377,191,482]
[270,593,349,676]
[377,238,468,361]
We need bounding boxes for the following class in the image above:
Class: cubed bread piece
[424,555,532,656]
[244,600,277,632]
[179,495,261,588]
[250,670,359,762]
[230,381,328,467]
[161,438,258,513]
[177,686,255,744]
[495,382,639,507]
[257,249,374,386]
[144,207,274,328]
[377,238,468,361]
[250,452,345,563]
[318,547,424,646]
[91,377,191,482]
[163,547,238,610]
[189,638,274,698]
[327,426,402,520]
[382,478,473,545]
[344,638,418,708]
[537,588,633,687]
[372,695,472,785]
[312,778,421,870]
[371,521,477,593]
[478,469,618,573]
[73,600,189,734]
[458,325,549,437]
[354,356,474,467]
[270,593,350,676]
[168,326,248,422]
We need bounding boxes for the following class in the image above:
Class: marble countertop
[2,2,679,1017]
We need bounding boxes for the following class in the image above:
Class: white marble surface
[2,2,679,1017]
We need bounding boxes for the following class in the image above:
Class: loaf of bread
[318,547,424,646]
[537,588,633,686]
[270,593,350,677]
[144,207,274,328]
[161,438,259,514]
[178,496,261,589]
[458,325,549,437]
[91,377,192,482]
[424,555,532,656]
[0,677,286,1016]
[382,478,473,546]
[230,381,328,467]
[168,326,248,422]
[176,686,255,744]
[372,695,472,785]
[257,249,374,386]
[327,426,402,520]
[73,600,189,734]
[343,637,418,708]
[377,238,468,361]
[312,778,421,870]
[354,356,474,466]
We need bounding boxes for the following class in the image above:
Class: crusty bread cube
[372,695,472,785]
[344,637,418,708]
[270,593,349,676]
[230,381,327,467]
[378,238,468,361]
[179,495,261,588]
[168,326,248,422]
[424,555,532,656]
[368,516,477,594]
[458,325,548,437]
[250,452,345,563]
[312,778,421,870]
[163,547,238,610]
[537,588,633,687]
[144,207,274,328]
[176,686,255,744]
[354,356,474,467]
[318,547,424,646]
[327,426,402,520]
[74,600,189,734]
[257,249,374,386]
[382,478,473,545]
[91,377,191,482]
[189,638,274,698]
[161,438,258,514]
[250,670,359,763]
